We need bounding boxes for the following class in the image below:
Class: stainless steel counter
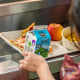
[0,0,24,4]
[0,37,80,80]
[0,0,71,32]
[0,0,42,16]
[0,0,71,17]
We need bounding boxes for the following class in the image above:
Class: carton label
[24,29,51,57]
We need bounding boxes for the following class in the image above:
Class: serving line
[0,29,80,79]
[0,36,80,79]
[0,28,70,60]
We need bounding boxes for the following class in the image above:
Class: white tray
[0,30,72,59]
[1,30,23,53]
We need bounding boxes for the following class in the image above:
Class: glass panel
[0,55,11,62]
[0,55,19,74]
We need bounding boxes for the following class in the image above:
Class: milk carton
[24,29,51,57]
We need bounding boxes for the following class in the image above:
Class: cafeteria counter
[0,37,80,80]
[0,0,79,79]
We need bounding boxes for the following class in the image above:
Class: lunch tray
[0,29,78,59]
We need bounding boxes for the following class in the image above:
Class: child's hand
[19,52,48,73]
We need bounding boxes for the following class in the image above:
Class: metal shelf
[0,0,71,16]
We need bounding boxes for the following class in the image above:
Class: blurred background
[0,0,71,32]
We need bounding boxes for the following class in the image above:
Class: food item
[21,22,35,37]
[9,23,53,54]
[24,29,51,57]
[9,22,35,50]
[60,54,80,80]
[47,23,63,41]
[66,33,80,42]
[10,36,25,51]
[48,45,53,53]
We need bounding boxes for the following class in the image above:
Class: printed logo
[39,32,46,37]
[28,41,31,47]
[32,40,36,47]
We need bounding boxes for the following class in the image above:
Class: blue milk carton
[24,29,51,57]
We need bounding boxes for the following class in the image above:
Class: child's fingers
[19,60,24,64]
[22,52,29,56]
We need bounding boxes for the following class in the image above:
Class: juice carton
[24,29,51,57]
